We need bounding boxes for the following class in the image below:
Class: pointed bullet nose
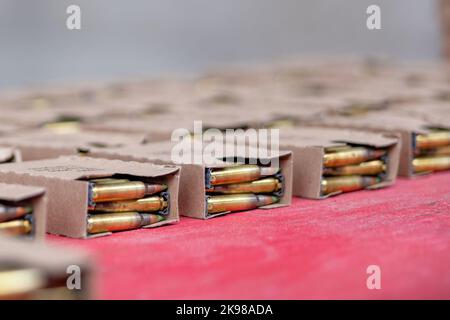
[256,195,279,206]
[260,166,280,176]
[372,149,387,159]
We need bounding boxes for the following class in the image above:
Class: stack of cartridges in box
[0,183,46,240]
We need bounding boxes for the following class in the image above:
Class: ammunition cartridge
[0,219,32,236]
[321,176,381,195]
[323,147,386,168]
[322,160,386,176]
[206,177,282,194]
[0,205,32,223]
[0,268,44,299]
[89,196,168,213]
[90,181,167,203]
[416,145,450,157]
[209,165,280,186]
[413,156,450,173]
[207,193,279,214]
[87,212,164,234]
[416,131,450,149]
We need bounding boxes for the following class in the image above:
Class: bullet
[323,147,386,168]
[89,196,168,213]
[87,212,165,234]
[416,131,450,149]
[322,160,386,176]
[0,219,32,236]
[0,268,44,299]
[416,145,450,157]
[321,176,381,195]
[209,165,280,186]
[206,177,282,194]
[90,181,167,203]
[207,193,279,214]
[413,156,450,173]
[0,205,32,223]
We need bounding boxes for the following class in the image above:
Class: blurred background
[0,0,445,88]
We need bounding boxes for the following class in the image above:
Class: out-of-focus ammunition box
[0,236,94,299]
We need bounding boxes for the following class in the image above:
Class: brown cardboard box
[309,110,450,177]
[271,127,400,198]
[0,129,145,161]
[0,236,94,299]
[0,183,47,240]
[87,140,293,219]
[0,156,180,238]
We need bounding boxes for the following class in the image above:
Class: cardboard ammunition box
[269,127,400,198]
[310,111,449,177]
[0,129,145,161]
[87,140,293,219]
[0,156,180,238]
[0,236,94,299]
[0,183,47,240]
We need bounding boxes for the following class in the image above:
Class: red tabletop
[48,172,450,299]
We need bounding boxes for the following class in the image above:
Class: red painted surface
[48,172,450,299]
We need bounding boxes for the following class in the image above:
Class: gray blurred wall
[0,0,442,88]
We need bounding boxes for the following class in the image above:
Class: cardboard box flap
[316,113,432,134]
[278,127,398,148]
[0,182,45,202]
[0,156,179,180]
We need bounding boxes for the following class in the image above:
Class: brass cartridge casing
[209,165,279,185]
[0,219,32,236]
[416,145,450,157]
[89,196,167,213]
[87,212,164,234]
[323,147,386,168]
[322,160,386,176]
[321,176,381,195]
[207,177,282,194]
[0,269,44,299]
[416,131,450,149]
[207,193,279,214]
[90,178,130,185]
[0,205,32,223]
[413,156,450,173]
[90,181,167,202]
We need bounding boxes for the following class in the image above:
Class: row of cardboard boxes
[1,123,449,241]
